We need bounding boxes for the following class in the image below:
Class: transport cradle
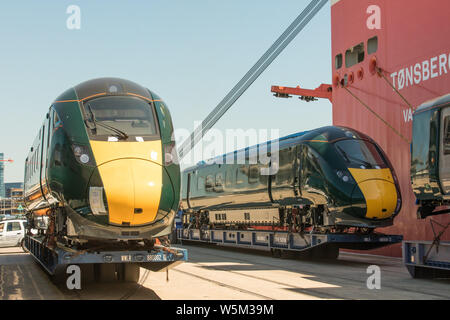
[177,228,402,258]
[25,234,188,282]
[403,240,450,278]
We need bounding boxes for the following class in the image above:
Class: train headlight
[164,142,178,166]
[72,144,94,166]
[336,170,354,183]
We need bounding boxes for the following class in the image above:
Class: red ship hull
[331,0,450,256]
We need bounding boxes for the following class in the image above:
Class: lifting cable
[178,0,328,159]
[342,85,411,144]
[376,66,414,111]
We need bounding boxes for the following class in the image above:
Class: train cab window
[367,36,378,55]
[82,96,159,140]
[248,165,259,184]
[345,42,365,68]
[334,139,387,169]
[443,116,450,155]
[335,54,343,69]
[53,111,61,128]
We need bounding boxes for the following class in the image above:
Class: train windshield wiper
[86,104,129,140]
[336,146,372,168]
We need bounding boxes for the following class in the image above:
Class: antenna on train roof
[177,0,328,160]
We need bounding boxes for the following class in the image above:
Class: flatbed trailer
[403,240,450,278]
[177,228,402,259]
[25,234,188,283]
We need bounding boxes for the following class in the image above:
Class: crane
[177,0,328,160]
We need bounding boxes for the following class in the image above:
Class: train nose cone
[97,159,165,226]
[352,179,397,219]
[349,168,398,220]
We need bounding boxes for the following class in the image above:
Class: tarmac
[0,244,449,300]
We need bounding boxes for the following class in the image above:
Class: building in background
[5,182,24,198]
[0,153,5,198]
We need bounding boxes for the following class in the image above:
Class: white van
[0,219,28,248]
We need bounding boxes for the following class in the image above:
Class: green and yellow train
[24,78,180,245]
[182,126,402,233]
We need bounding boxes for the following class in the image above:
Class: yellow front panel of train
[91,141,163,226]
[349,168,397,219]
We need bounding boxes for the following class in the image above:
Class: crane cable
[342,85,411,144]
[178,0,328,159]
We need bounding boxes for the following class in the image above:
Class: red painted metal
[0,159,13,163]
[271,84,333,102]
[330,0,450,256]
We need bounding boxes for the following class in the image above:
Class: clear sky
[0,0,332,182]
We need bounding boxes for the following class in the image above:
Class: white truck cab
[0,219,27,248]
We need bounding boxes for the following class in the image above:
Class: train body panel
[24,78,180,244]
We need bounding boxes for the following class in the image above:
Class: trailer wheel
[21,239,28,253]
[311,245,339,260]
[97,264,117,282]
[80,264,95,284]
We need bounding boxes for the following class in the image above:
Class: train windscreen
[334,139,387,169]
[82,96,159,140]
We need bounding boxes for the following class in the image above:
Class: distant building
[5,182,24,198]
[0,153,4,198]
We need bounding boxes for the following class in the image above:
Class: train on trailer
[23,77,186,282]
[177,0,450,274]
[178,126,403,258]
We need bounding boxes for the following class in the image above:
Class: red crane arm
[271,84,333,102]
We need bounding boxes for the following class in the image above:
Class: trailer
[177,228,402,259]
[403,240,450,278]
[25,234,188,283]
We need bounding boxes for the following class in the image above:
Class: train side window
[443,116,450,155]
[248,165,259,184]
[197,176,205,191]
[367,36,378,54]
[225,170,232,187]
[205,175,214,191]
[221,213,226,220]
[215,173,223,187]
[244,212,250,220]
[345,42,365,68]
[335,54,343,69]
[236,167,244,185]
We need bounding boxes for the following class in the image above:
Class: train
[181,126,402,233]
[24,78,180,247]
[411,94,450,218]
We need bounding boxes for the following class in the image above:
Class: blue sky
[0,1,332,182]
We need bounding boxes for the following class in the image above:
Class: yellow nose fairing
[348,168,397,219]
[90,140,163,226]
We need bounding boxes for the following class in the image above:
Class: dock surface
[0,245,449,300]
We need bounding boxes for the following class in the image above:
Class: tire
[20,238,28,253]
[97,264,117,282]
